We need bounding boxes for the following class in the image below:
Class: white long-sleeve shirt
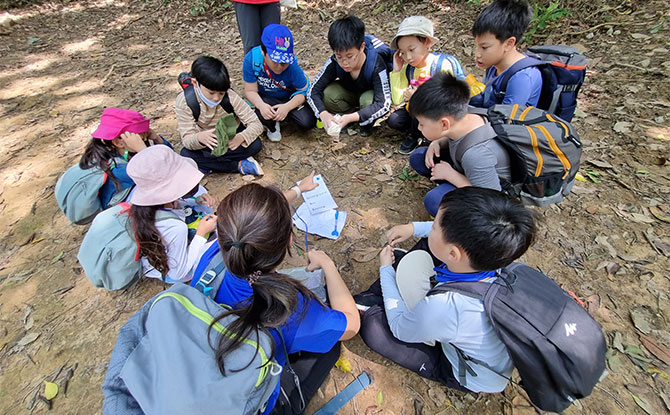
[379,221,514,392]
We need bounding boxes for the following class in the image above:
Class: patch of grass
[189,0,232,16]
[524,1,572,43]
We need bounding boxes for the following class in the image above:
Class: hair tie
[231,241,245,248]
[247,271,262,285]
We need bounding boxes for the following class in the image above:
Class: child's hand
[271,104,290,122]
[387,223,414,246]
[147,128,162,144]
[320,111,335,130]
[306,250,335,272]
[197,193,217,208]
[298,170,318,193]
[379,245,395,267]
[336,113,356,128]
[430,161,457,182]
[259,102,276,121]
[403,86,416,101]
[228,134,245,151]
[196,214,217,237]
[120,132,148,153]
[393,50,405,72]
[197,129,218,150]
[425,140,441,168]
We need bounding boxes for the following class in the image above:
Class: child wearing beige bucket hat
[125,145,218,283]
[388,16,466,155]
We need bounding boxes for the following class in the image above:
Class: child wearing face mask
[176,56,265,176]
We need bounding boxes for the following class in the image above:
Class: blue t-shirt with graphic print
[243,46,310,101]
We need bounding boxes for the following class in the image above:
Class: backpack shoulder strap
[251,46,264,78]
[183,84,201,121]
[453,123,498,163]
[497,57,544,99]
[430,53,446,76]
[194,260,227,300]
[405,64,414,82]
[363,34,380,83]
[220,92,235,114]
[426,281,489,300]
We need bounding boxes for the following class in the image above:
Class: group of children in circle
[73,0,562,413]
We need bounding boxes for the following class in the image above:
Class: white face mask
[195,84,223,108]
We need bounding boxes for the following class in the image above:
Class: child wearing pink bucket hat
[126,145,218,283]
[79,108,173,210]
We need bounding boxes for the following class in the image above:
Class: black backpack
[428,263,606,413]
[335,34,394,84]
[178,72,234,120]
[494,45,586,122]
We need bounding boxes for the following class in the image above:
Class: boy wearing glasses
[307,15,392,137]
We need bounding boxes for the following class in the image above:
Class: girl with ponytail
[125,145,217,283]
[190,173,360,414]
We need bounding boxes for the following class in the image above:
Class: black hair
[328,15,365,52]
[191,56,231,92]
[130,205,170,278]
[408,72,470,121]
[472,0,534,44]
[210,183,321,376]
[79,138,122,190]
[437,187,536,271]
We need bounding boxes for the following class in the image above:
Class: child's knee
[359,90,374,108]
[409,147,427,171]
[323,83,353,113]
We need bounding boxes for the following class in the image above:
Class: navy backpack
[335,34,394,84]
[494,45,586,122]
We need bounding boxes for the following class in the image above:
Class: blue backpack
[404,52,465,81]
[335,34,394,84]
[55,157,131,225]
[494,45,586,122]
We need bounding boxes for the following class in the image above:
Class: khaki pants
[323,81,373,114]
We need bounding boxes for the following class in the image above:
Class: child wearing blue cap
[243,24,315,142]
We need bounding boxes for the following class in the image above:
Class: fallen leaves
[44,381,58,400]
[17,332,40,346]
[352,247,380,263]
[639,333,670,366]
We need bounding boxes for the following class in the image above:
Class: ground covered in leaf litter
[0,0,669,414]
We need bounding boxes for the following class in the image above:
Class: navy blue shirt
[190,242,347,414]
[243,46,310,101]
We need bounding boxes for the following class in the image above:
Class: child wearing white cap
[388,16,465,154]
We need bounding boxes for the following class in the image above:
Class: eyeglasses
[333,51,362,65]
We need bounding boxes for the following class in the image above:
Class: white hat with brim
[391,16,439,50]
[127,145,204,206]
[396,250,437,310]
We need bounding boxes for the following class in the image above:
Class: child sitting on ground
[355,186,536,394]
[469,0,542,108]
[243,24,315,142]
[126,145,217,283]
[80,108,170,210]
[388,16,465,154]
[408,72,511,217]
[307,15,392,137]
[189,175,360,414]
[176,56,264,176]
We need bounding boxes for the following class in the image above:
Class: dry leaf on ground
[352,247,380,263]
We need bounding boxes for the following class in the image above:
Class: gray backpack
[77,202,179,290]
[102,283,280,415]
[462,105,582,207]
[55,158,131,225]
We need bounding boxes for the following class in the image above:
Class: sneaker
[398,135,419,154]
[359,124,373,137]
[265,121,281,142]
[353,279,384,312]
[238,156,264,176]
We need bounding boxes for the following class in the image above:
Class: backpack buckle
[195,269,218,298]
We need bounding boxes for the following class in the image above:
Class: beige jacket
[175,88,263,150]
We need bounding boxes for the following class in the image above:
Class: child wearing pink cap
[79,108,172,209]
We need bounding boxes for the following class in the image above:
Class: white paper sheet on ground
[300,174,337,215]
[292,203,346,240]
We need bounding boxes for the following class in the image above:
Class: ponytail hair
[79,138,122,190]
[210,183,320,376]
[129,205,170,278]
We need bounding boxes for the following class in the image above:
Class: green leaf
[636,170,650,174]
[629,392,655,415]
[50,250,64,264]
[45,381,58,400]
[212,113,237,157]
[377,390,383,406]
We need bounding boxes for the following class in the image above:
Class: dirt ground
[0,0,669,414]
